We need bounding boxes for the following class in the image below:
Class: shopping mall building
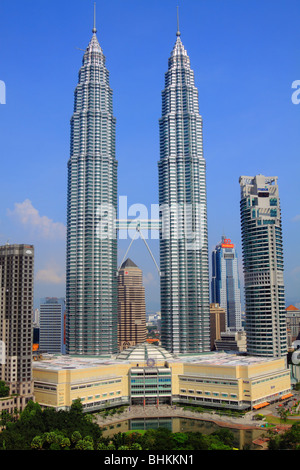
[32,342,292,412]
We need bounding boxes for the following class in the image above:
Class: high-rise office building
[211,236,242,331]
[118,259,147,351]
[0,244,34,409]
[158,26,210,353]
[39,298,66,354]
[66,20,118,355]
[209,303,226,351]
[286,305,300,349]
[239,175,287,358]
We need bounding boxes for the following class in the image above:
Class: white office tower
[239,175,287,358]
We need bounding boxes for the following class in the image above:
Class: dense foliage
[3,400,299,450]
[267,422,300,450]
[105,427,237,451]
[0,399,237,450]
[0,399,102,450]
[0,381,9,398]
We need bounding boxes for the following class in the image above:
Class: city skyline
[0,0,299,314]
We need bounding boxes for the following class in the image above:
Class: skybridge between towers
[116,219,161,232]
[115,219,161,276]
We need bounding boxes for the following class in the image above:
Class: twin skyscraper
[66,12,287,359]
[66,14,210,356]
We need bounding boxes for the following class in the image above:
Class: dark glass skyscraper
[211,236,242,331]
[66,23,118,355]
[158,28,210,354]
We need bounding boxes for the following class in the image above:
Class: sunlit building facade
[239,175,287,358]
[118,259,147,351]
[0,244,35,411]
[66,24,118,355]
[158,28,210,354]
[33,343,292,412]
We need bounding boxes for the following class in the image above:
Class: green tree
[75,437,94,450]
[61,437,71,449]
[0,381,10,398]
[111,432,127,449]
[97,442,108,450]
[173,432,189,448]
[45,431,59,445]
[31,435,44,450]
[208,441,233,450]
[0,410,13,429]
[0,398,102,450]
[71,431,82,444]
[70,398,83,415]
[211,428,235,447]
[130,443,142,450]
[278,407,289,423]
[277,422,300,450]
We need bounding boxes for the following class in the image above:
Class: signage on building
[221,239,234,248]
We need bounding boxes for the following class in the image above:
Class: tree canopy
[0,380,9,398]
[0,399,102,450]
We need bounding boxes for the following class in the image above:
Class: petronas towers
[66,24,118,355]
[159,30,210,354]
[66,15,210,355]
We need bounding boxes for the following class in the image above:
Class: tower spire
[176,6,181,37]
[92,2,97,34]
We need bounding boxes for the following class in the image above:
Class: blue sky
[0,0,299,312]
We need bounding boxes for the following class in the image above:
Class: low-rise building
[32,343,292,413]
[215,330,247,353]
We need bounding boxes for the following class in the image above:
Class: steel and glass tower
[158,25,210,354]
[211,236,242,331]
[66,18,118,355]
[239,175,287,358]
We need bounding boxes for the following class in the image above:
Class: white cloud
[35,264,65,285]
[143,272,155,286]
[291,214,300,223]
[290,266,300,277]
[7,199,66,240]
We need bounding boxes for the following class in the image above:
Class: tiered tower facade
[158,29,210,353]
[66,25,118,355]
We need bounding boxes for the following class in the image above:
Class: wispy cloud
[291,266,300,277]
[35,263,65,285]
[7,199,66,240]
[291,214,300,223]
[143,272,156,286]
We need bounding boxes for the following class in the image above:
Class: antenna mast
[176,6,181,36]
[92,2,97,34]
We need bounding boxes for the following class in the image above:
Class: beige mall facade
[32,343,292,413]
